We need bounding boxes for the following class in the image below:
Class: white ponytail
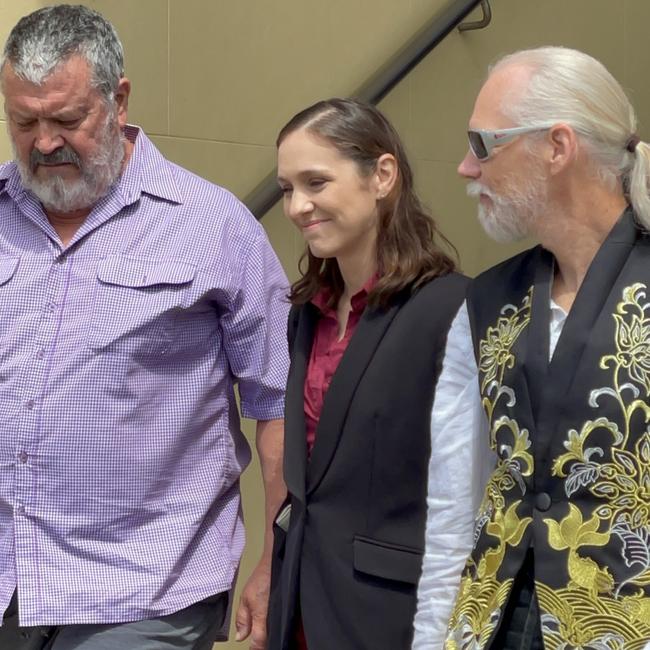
[491,47,650,229]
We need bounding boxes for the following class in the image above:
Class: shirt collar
[311,274,378,317]
[116,125,183,205]
[0,160,25,202]
[0,124,184,207]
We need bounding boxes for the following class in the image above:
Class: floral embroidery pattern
[543,283,650,648]
[478,293,532,393]
[609,284,650,397]
[445,289,534,649]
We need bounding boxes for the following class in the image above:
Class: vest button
[535,492,552,511]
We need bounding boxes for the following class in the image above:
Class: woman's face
[277,127,382,264]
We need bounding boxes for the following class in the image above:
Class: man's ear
[114,77,131,129]
[547,123,578,175]
[374,153,398,198]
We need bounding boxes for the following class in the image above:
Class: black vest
[446,210,650,649]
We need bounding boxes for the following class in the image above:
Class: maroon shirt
[304,278,376,454]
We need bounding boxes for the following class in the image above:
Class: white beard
[467,175,547,243]
[14,113,125,214]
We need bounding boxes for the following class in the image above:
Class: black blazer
[267,273,468,650]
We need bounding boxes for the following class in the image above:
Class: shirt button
[17,451,28,463]
[56,256,66,265]
[45,302,56,313]
[25,399,35,410]
[535,492,552,512]
[36,348,45,360]
[15,504,25,515]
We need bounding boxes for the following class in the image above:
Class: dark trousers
[0,590,229,650]
[490,551,544,650]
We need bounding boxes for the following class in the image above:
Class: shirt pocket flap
[0,256,19,286]
[97,257,197,288]
[352,535,423,585]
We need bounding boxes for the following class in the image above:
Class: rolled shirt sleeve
[219,216,290,422]
[412,301,496,649]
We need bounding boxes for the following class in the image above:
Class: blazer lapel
[283,304,318,503]
[306,299,403,495]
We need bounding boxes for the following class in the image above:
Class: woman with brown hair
[266,98,467,650]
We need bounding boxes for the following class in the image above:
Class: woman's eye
[309,179,326,189]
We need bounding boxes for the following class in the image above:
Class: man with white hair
[0,5,288,649]
[413,47,650,649]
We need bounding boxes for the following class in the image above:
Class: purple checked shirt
[0,126,290,626]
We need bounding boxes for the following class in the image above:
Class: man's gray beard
[14,117,125,214]
[467,177,546,243]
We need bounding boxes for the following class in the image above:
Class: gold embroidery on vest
[544,504,613,596]
[446,288,534,649]
[541,283,650,648]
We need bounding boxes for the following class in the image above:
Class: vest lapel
[523,248,553,426]
[283,304,318,503]
[535,209,638,465]
[306,299,403,495]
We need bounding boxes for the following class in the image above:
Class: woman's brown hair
[277,98,457,308]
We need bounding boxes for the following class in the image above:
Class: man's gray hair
[2,4,124,101]
[491,46,650,229]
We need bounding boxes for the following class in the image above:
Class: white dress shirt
[412,298,567,649]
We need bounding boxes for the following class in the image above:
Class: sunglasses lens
[468,131,488,160]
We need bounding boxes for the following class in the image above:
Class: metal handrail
[458,0,492,32]
[245,0,488,220]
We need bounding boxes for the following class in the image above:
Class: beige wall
[1,1,649,647]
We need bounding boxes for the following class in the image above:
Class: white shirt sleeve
[412,301,496,650]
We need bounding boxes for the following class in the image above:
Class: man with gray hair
[0,5,288,649]
[413,47,650,649]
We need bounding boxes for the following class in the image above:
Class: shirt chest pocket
[88,256,197,355]
[0,257,19,286]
